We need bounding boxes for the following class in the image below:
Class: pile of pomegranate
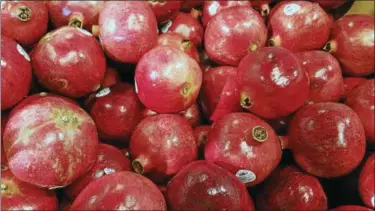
[1,1,374,210]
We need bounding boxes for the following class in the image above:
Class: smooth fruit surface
[358,154,374,208]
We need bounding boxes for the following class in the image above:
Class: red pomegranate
[202,1,252,27]
[295,50,344,104]
[31,26,106,98]
[257,165,327,210]
[1,1,48,47]
[205,6,267,66]
[135,46,202,113]
[89,83,143,144]
[268,1,332,52]
[130,114,197,183]
[98,1,158,63]
[324,15,374,76]
[237,47,309,119]
[194,125,211,158]
[342,77,367,100]
[147,1,181,23]
[1,36,32,111]
[359,154,375,209]
[157,32,199,62]
[65,143,131,200]
[251,0,270,16]
[345,79,374,144]
[47,1,105,32]
[1,113,9,164]
[205,112,282,186]
[166,161,255,210]
[288,102,366,178]
[102,67,120,88]
[310,0,347,10]
[1,164,58,210]
[70,172,167,210]
[331,205,372,211]
[3,94,98,188]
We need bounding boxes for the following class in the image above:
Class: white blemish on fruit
[271,67,290,87]
[207,186,227,196]
[104,18,117,34]
[59,51,79,65]
[44,133,57,145]
[1,59,7,67]
[119,106,127,113]
[221,25,230,33]
[175,24,191,37]
[17,44,30,62]
[127,14,142,31]
[208,1,219,15]
[348,21,354,27]
[314,68,328,80]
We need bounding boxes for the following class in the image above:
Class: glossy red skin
[295,51,344,104]
[147,1,181,23]
[47,1,105,31]
[268,1,332,52]
[237,47,309,119]
[1,113,9,164]
[99,1,158,63]
[3,95,98,188]
[181,0,203,11]
[194,125,211,158]
[65,143,131,200]
[257,166,327,210]
[166,161,255,210]
[327,15,374,76]
[342,77,367,100]
[202,1,252,27]
[1,36,32,111]
[31,26,106,98]
[157,32,199,62]
[130,114,197,183]
[166,11,203,46]
[135,46,202,113]
[331,205,372,211]
[89,83,143,144]
[359,154,375,208]
[70,172,167,210]
[205,112,282,186]
[1,166,58,210]
[1,1,48,47]
[288,102,366,178]
[205,6,267,66]
[102,67,120,88]
[310,0,347,10]
[345,79,375,144]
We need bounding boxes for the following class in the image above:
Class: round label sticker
[284,4,301,16]
[235,169,256,184]
[95,87,111,98]
[17,44,30,62]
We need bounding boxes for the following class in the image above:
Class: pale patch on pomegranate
[59,51,79,65]
[127,14,143,31]
[360,30,375,47]
[1,59,7,67]
[46,44,57,61]
[175,24,191,38]
[103,18,117,34]
[208,1,220,15]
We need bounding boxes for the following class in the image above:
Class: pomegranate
[1,36,32,111]
[295,50,344,103]
[204,6,267,66]
[181,0,203,11]
[3,94,98,188]
[237,47,309,119]
[98,1,158,63]
[102,67,120,88]
[89,83,143,144]
[324,15,374,76]
[70,172,167,210]
[345,79,374,144]
[31,26,106,98]
[250,0,270,16]
[331,205,372,211]
[166,161,255,210]
[1,113,9,164]
[342,77,367,100]
[135,46,202,113]
[147,1,181,23]
[157,32,199,62]
[47,1,105,32]
[288,102,366,178]
[202,1,252,27]
[257,166,328,210]
[359,154,375,208]
[194,125,211,158]
[1,1,48,47]
[310,0,347,11]
[205,112,282,186]
[268,1,332,52]
[65,143,132,200]
[1,164,58,210]
[130,114,197,183]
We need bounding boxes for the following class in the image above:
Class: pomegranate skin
[70,172,167,210]
[288,102,366,178]
[166,161,255,210]
[257,166,328,211]
[99,1,158,63]
[310,0,347,10]
[3,94,98,188]
[157,32,199,62]
[135,46,202,113]
[345,79,374,144]
[31,26,106,98]
[342,77,367,100]
[130,114,197,183]
[359,154,375,208]
[65,143,131,200]
[1,165,58,210]
[147,1,181,23]
[205,6,267,66]
[268,1,332,52]
[89,83,143,144]
[331,205,372,211]
[295,51,344,104]
[202,1,252,27]
[237,47,309,119]
[325,15,374,76]
[1,1,48,47]
[1,113,10,164]
[102,67,120,88]
[205,112,282,186]
[1,36,32,111]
